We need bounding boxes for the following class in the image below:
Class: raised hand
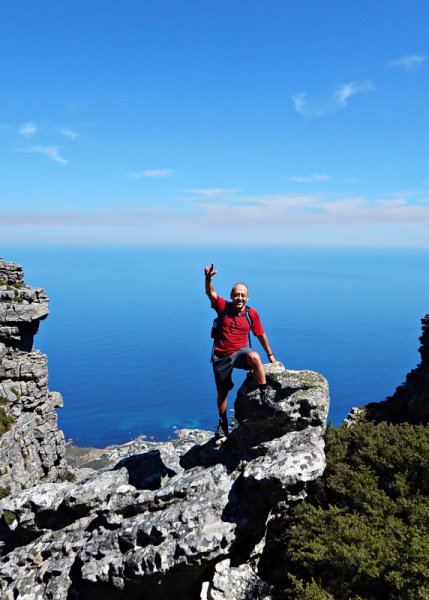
[204,263,218,279]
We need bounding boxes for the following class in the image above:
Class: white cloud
[388,54,426,69]
[291,174,331,183]
[192,191,429,226]
[128,169,173,179]
[18,122,37,136]
[3,192,429,246]
[19,145,68,165]
[188,188,237,196]
[59,127,78,140]
[375,198,407,207]
[292,81,374,118]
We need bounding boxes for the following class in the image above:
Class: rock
[0,363,329,599]
[0,261,24,286]
[201,559,273,600]
[0,258,66,496]
[113,449,176,490]
[344,405,366,427]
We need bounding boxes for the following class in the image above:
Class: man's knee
[246,350,262,368]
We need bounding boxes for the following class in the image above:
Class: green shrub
[0,486,11,499]
[270,422,429,600]
[3,510,16,526]
[0,280,25,288]
[10,388,20,400]
[58,469,77,483]
[0,408,15,436]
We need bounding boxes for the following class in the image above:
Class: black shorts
[212,346,252,394]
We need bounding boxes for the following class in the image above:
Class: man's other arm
[257,333,278,364]
[204,263,218,304]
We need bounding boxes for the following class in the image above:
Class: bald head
[230,283,249,311]
[231,282,249,296]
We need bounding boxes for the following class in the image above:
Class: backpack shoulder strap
[245,306,253,329]
[245,306,253,347]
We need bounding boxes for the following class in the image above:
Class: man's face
[230,284,249,312]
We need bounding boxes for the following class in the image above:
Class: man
[204,262,279,438]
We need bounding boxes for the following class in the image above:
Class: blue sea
[3,246,429,447]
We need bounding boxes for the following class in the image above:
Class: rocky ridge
[0,257,330,599]
[0,258,66,496]
[347,313,429,425]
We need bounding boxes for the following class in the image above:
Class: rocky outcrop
[352,314,429,425]
[0,258,66,496]
[0,364,329,599]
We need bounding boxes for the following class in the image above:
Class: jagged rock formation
[0,362,329,599]
[353,314,429,425]
[0,258,66,496]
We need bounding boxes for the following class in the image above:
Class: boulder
[0,363,329,599]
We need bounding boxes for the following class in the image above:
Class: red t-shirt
[212,295,264,357]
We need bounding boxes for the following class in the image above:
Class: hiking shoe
[215,417,229,438]
[260,388,281,412]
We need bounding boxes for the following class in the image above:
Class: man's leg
[217,390,228,416]
[212,355,233,437]
[245,350,280,411]
[245,350,266,384]
[216,390,229,437]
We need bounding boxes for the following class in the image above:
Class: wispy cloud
[388,54,426,70]
[18,122,37,136]
[59,127,78,140]
[188,188,237,197]
[128,169,174,179]
[193,192,429,226]
[291,174,331,183]
[3,192,429,246]
[19,145,68,165]
[292,81,374,118]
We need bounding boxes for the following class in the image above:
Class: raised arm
[257,333,278,364]
[204,262,218,304]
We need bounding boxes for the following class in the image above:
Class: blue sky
[1,0,429,246]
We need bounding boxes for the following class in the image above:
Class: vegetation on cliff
[0,407,15,437]
[266,421,429,600]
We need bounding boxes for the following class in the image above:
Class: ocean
[3,245,429,447]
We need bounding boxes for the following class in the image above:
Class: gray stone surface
[0,362,329,599]
[201,559,273,600]
[0,258,66,496]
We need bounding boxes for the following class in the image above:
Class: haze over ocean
[2,245,428,447]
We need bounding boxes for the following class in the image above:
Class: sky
[1,0,429,246]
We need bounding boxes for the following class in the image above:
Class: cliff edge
[0,258,66,496]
